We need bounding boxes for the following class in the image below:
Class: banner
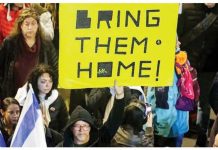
[59,3,179,89]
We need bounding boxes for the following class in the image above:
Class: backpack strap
[180,12,217,47]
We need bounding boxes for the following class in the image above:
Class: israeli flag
[0,131,6,147]
[10,84,47,147]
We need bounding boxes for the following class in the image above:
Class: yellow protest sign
[59,3,179,89]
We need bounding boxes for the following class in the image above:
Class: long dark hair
[28,64,57,102]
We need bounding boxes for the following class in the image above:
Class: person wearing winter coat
[0,8,58,102]
[59,81,125,147]
[86,87,131,127]
[15,64,68,133]
[177,3,218,146]
[45,127,63,147]
[111,99,153,147]
[0,3,25,45]
[30,4,54,41]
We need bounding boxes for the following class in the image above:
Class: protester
[0,7,58,102]
[59,80,125,147]
[86,87,131,127]
[147,77,178,147]
[0,3,26,45]
[111,99,153,147]
[0,97,20,147]
[30,3,54,41]
[177,3,218,146]
[15,64,68,133]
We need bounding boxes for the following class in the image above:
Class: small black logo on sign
[97,62,112,77]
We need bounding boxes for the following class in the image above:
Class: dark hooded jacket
[60,97,125,147]
[45,127,63,147]
[86,87,131,127]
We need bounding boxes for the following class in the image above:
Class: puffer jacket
[147,72,178,137]
[60,97,125,147]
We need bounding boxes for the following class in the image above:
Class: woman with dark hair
[0,97,20,146]
[111,99,153,147]
[0,7,58,102]
[15,64,68,133]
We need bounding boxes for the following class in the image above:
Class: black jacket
[69,88,92,114]
[86,87,131,127]
[45,127,63,147]
[177,3,218,72]
[0,35,58,100]
[48,95,69,133]
[60,97,125,147]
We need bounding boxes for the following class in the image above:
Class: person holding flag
[0,97,20,147]
[10,83,47,147]
[13,64,67,147]
[15,64,69,133]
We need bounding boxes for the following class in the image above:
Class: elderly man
[59,81,126,147]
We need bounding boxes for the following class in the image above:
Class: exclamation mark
[156,60,160,81]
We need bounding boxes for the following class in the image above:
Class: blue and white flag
[0,131,6,147]
[10,84,47,147]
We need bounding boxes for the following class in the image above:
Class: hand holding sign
[114,80,124,100]
[59,4,179,89]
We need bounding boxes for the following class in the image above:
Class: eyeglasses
[73,124,90,131]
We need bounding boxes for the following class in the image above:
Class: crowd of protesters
[1,3,218,147]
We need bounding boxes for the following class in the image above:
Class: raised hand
[114,80,124,99]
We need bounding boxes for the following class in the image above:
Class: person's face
[21,17,38,39]
[37,73,53,95]
[2,104,20,126]
[71,120,91,145]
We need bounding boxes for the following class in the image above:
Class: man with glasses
[59,82,126,147]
